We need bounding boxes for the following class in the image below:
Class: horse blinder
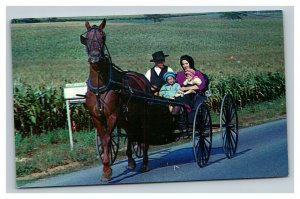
[80,35,87,46]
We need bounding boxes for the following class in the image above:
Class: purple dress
[176,70,206,91]
[176,69,207,122]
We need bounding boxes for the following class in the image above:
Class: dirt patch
[16,157,32,162]
[16,162,82,181]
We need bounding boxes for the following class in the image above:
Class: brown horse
[80,19,156,181]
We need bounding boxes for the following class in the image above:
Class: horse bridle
[80,25,114,117]
[80,25,107,61]
[80,25,114,87]
[80,24,149,118]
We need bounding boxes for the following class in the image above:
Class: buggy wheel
[192,103,212,168]
[96,128,121,165]
[220,92,239,159]
[131,142,144,158]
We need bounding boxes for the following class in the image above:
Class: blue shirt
[159,83,181,99]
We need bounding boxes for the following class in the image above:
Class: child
[159,72,181,99]
[171,68,202,117]
[159,72,181,113]
[180,68,202,95]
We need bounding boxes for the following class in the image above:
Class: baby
[176,68,202,96]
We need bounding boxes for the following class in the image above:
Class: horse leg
[126,135,136,170]
[100,133,113,181]
[92,116,114,181]
[140,143,149,172]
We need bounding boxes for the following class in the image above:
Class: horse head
[80,19,106,64]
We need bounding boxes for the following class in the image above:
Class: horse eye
[80,35,87,45]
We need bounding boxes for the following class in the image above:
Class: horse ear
[99,19,106,29]
[85,20,91,30]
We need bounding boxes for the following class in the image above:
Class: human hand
[180,87,187,91]
[187,76,192,81]
[151,85,158,91]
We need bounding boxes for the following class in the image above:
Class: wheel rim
[193,103,212,167]
[220,92,239,159]
[96,128,120,165]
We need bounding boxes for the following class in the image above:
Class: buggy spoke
[228,133,233,156]
[222,115,226,124]
[195,138,200,149]
[220,92,239,159]
[95,130,120,165]
[229,110,235,122]
[231,128,237,135]
[230,130,237,144]
[111,141,116,155]
[222,131,226,140]
[203,140,210,155]
[224,134,228,150]
[204,137,211,144]
[193,103,212,167]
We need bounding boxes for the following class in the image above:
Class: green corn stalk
[13,71,286,136]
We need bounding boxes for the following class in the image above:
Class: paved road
[21,119,288,188]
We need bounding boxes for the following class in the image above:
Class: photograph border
[5,5,294,193]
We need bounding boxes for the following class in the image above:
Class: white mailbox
[64,82,87,150]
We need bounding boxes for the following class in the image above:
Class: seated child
[159,72,181,99]
[159,72,181,113]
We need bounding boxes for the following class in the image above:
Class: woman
[176,55,206,92]
[176,55,207,123]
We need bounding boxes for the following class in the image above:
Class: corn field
[207,72,285,111]
[13,71,285,136]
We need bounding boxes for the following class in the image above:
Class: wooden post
[66,99,74,151]
[64,82,87,151]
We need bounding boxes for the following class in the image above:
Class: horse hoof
[140,166,149,173]
[128,160,136,170]
[101,169,112,182]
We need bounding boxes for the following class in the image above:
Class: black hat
[150,51,169,62]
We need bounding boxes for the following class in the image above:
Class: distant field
[11,13,285,87]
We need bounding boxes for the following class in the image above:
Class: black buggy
[95,76,239,168]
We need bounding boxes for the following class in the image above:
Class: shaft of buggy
[116,89,187,107]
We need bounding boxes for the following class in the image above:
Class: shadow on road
[209,147,252,165]
[108,147,251,184]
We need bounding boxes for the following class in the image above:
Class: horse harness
[82,25,146,123]
[86,55,136,123]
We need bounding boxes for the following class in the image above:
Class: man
[145,51,174,94]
